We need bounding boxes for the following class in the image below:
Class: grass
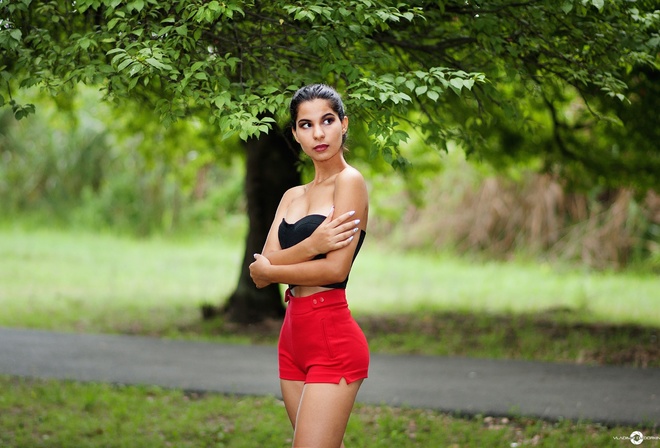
[0,227,240,333]
[0,376,646,448]
[1,226,658,329]
[1,226,658,446]
[349,249,660,325]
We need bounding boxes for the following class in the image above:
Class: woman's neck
[311,155,348,185]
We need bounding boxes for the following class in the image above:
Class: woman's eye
[324,118,335,125]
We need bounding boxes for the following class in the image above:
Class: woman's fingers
[340,218,360,232]
[249,254,272,288]
[324,223,360,250]
[332,219,360,238]
[329,210,355,228]
[309,209,360,254]
[325,211,360,247]
[335,226,360,246]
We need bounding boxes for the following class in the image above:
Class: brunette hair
[290,84,347,145]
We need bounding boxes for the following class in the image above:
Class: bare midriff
[290,285,335,298]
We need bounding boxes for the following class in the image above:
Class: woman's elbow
[323,264,350,285]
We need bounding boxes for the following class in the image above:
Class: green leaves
[145,57,172,71]
[192,0,245,23]
[589,0,604,12]
[342,66,487,169]
[9,100,35,120]
[349,68,485,112]
[2,0,658,186]
[215,110,276,141]
[561,0,605,14]
[108,45,175,88]
[0,28,23,51]
[127,0,145,13]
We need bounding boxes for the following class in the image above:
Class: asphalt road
[0,327,658,427]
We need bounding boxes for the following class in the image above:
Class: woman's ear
[291,126,300,143]
[342,116,349,134]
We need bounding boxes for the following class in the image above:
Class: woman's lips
[313,144,329,152]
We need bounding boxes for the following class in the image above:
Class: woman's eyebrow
[297,113,335,125]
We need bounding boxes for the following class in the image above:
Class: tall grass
[367,152,660,270]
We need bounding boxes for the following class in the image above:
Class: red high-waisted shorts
[278,288,369,384]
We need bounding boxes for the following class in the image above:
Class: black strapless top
[278,214,366,289]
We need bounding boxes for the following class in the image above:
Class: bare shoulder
[333,166,368,224]
[336,165,367,188]
[281,184,306,201]
[334,165,369,210]
[276,184,305,210]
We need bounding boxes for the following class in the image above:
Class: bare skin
[249,98,369,447]
[281,378,363,448]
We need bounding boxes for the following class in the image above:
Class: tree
[2,0,658,322]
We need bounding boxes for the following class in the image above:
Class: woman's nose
[313,124,325,139]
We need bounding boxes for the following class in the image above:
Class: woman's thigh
[293,378,363,448]
[280,379,305,429]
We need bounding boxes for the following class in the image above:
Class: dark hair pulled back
[290,84,347,145]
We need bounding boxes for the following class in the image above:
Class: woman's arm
[251,168,368,288]
[259,188,361,268]
[264,209,361,265]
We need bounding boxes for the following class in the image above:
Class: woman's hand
[249,253,272,288]
[307,208,361,256]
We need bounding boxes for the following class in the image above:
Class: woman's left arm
[250,168,368,288]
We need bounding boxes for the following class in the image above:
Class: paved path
[0,327,658,427]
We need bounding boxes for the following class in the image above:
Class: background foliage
[0,88,245,235]
[1,0,659,283]
[2,87,658,270]
[1,0,659,271]
[2,0,659,187]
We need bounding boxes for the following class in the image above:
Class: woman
[249,84,369,448]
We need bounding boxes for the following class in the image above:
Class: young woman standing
[249,84,369,448]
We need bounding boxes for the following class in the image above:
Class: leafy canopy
[2,0,658,186]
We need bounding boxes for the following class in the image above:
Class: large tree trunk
[222,127,300,324]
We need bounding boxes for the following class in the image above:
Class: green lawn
[0,376,644,448]
[1,227,658,332]
[351,249,659,325]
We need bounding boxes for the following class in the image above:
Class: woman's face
[292,99,348,162]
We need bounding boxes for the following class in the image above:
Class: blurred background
[1,85,658,331]
[2,86,658,268]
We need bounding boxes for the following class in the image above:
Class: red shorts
[278,288,369,384]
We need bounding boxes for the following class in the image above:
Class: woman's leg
[281,379,305,429]
[292,378,363,448]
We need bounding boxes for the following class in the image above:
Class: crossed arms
[249,169,368,288]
